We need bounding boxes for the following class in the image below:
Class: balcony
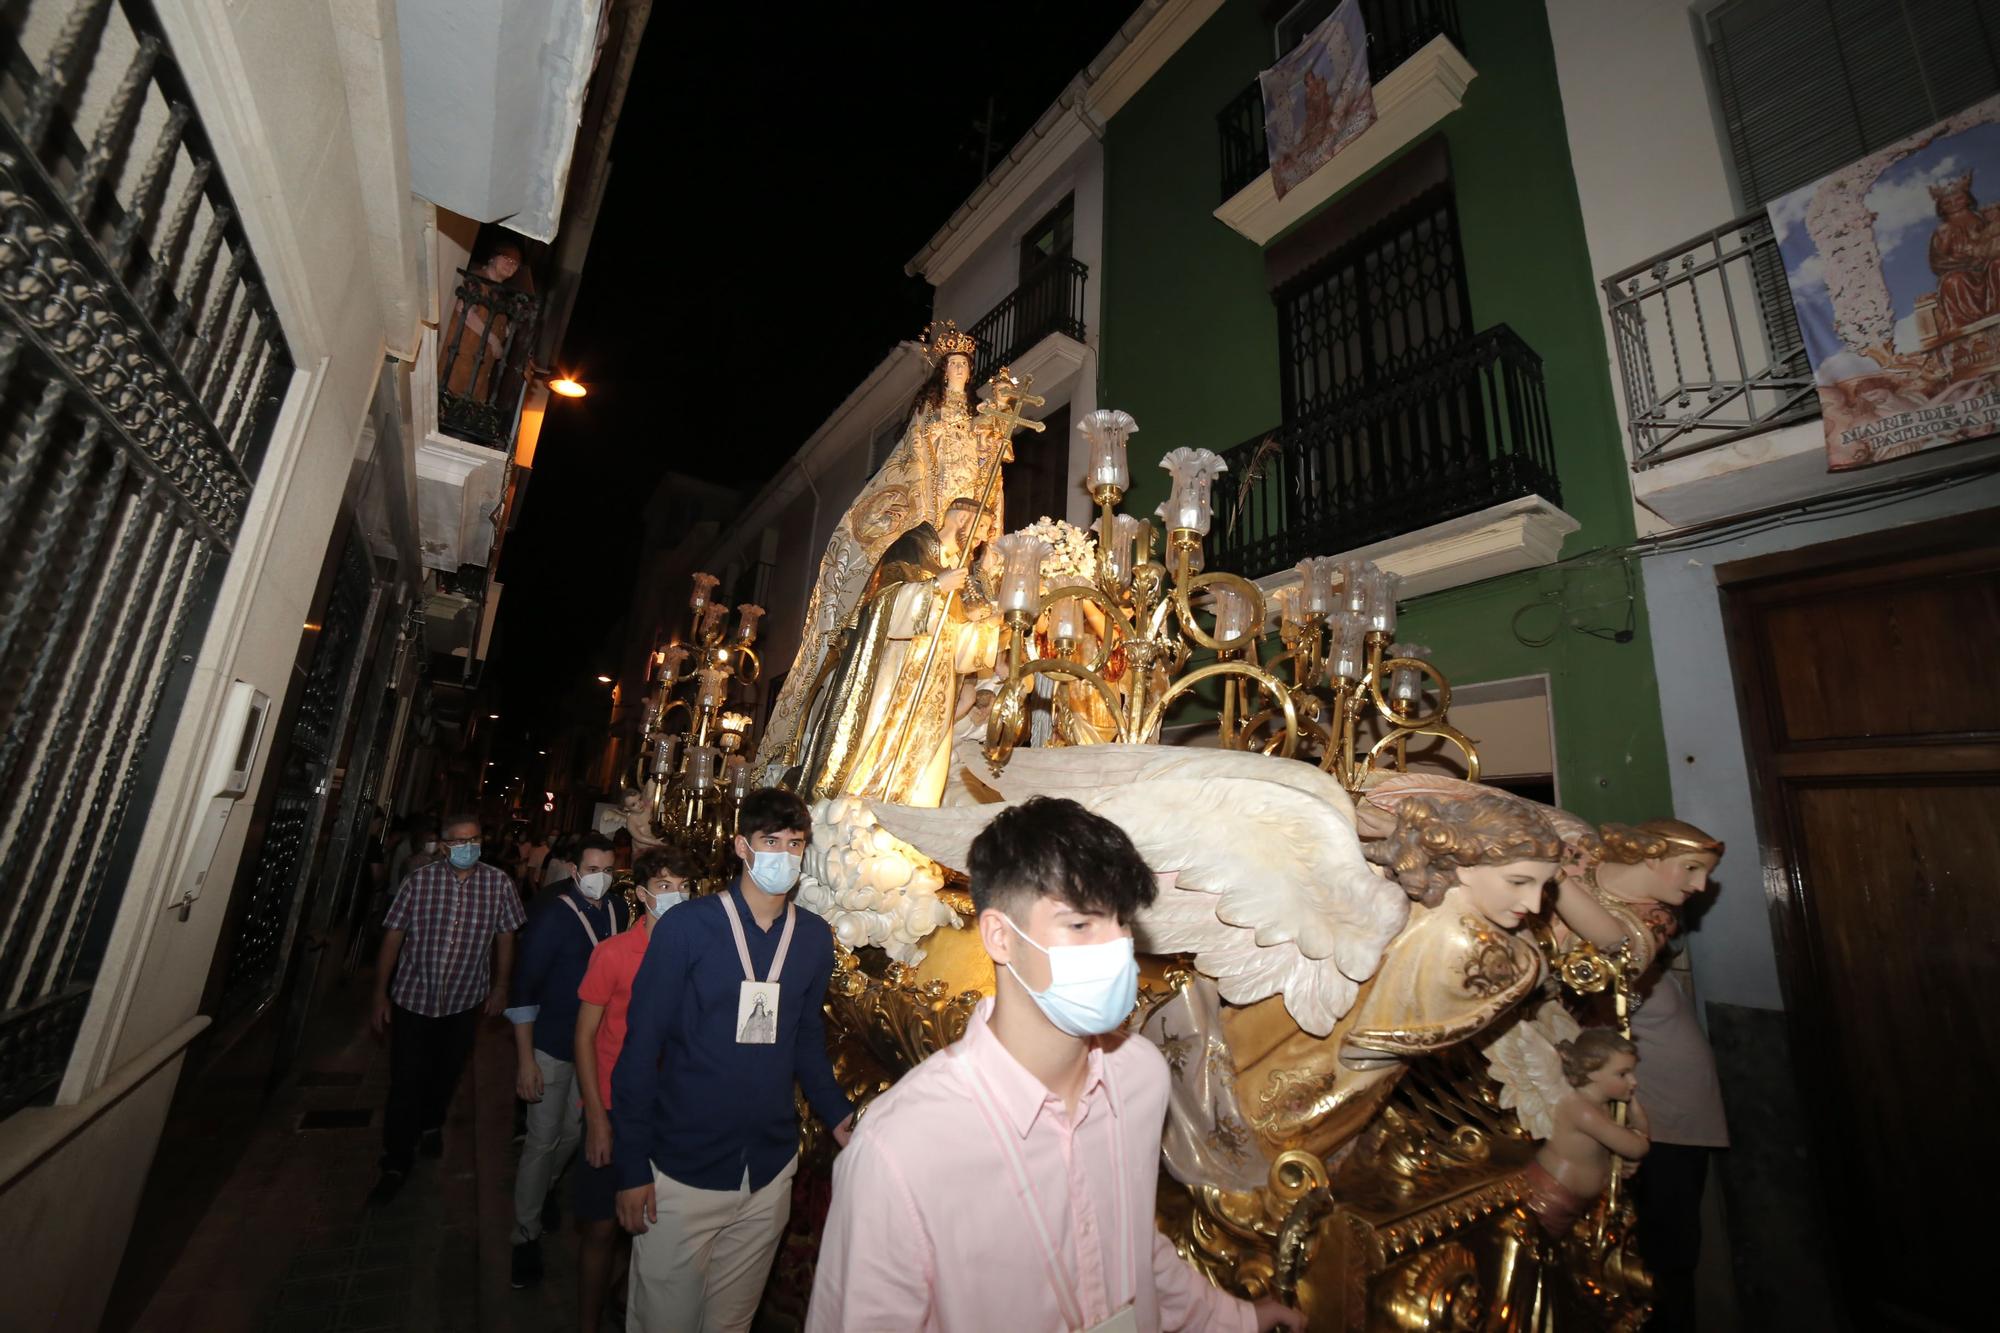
[1208,326,1572,589]
[1214,0,1474,245]
[437,268,541,449]
[1602,213,2000,527]
[967,256,1090,385]
[1603,212,1817,469]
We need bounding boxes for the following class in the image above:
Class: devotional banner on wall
[1769,94,2000,469]
[1259,0,1374,200]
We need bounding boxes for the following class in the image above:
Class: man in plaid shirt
[369,811,525,1203]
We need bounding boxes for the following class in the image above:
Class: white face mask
[745,849,801,896]
[1000,915,1140,1038]
[645,887,684,918]
[576,870,612,900]
[421,839,438,854]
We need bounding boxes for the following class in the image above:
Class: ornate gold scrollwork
[1376,1241,1486,1333]
[1270,1150,1333,1302]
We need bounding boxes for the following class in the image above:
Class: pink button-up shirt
[807,998,1257,1333]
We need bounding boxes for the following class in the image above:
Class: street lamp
[596,674,613,684]
[549,375,587,398]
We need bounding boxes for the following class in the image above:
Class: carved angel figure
[863,746,1566,1175]
[1223,791,1562,1163]
[1546,818,1723,979]
[1520,1029,1650,1237]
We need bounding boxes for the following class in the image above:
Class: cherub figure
[1524,1029,1651,1237]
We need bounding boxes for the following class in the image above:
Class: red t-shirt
[577,921,652,1110]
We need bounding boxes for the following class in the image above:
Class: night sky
[488,4,1133,761]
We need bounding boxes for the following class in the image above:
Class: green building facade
[1097,0,1672,826]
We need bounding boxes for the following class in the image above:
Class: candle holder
[633,565,770,887]
[983,440,1299,772]
[1080,408,1136,496]
[689,571,719,614]
[1226,557,1477,792]
[975,426,1477,794]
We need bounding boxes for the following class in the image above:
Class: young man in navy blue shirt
[506,831,628,1287]
[611,788,853,1332]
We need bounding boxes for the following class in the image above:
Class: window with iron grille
[1274,182,1470,423]
[1706,0,2000,209]
[0,0,293,1115]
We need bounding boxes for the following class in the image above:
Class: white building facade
[1548,1,2000,1322]
[0,2,642,1326]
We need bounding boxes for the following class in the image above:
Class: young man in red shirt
[572,846,697,1333]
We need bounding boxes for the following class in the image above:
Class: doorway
[1718,509,1999,1330]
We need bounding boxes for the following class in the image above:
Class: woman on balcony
[440,233,532,408]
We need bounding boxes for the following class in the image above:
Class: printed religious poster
[1260,0,1375,200]
[1769,94,2000,469]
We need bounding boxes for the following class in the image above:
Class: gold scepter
[882,370,1043,782]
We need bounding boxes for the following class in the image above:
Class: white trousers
[627,1156,798,1333]
[512,1049,582,1242]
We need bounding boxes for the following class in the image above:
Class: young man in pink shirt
[573,846,698,1333]
[807,797,1304,1333]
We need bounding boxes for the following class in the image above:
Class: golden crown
[923,319,978,365]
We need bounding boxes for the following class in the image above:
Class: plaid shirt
[383,860,526,1016]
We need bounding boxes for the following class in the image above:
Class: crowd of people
[358,793,1307,1332]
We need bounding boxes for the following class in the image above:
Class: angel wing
[1479,998,1580,1141]
[871,744,1410,1036]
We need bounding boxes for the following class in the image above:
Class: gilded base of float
[800,942,1650,1333]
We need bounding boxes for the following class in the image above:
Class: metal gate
[0,0,292,1114]
[216,533,377,1020]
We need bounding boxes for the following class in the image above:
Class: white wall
[0,3,418,1327]
[1545,0,1739,289]
[1641,473,2000,1012]
[933,138,1106,351]
[1545,0,1744,529]
[932,139,1107,529]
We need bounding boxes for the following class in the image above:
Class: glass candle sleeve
[1330,613,1368,683]
[993,533,1050,616]
[685,745,719,792]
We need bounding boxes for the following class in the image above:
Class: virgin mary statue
[796,497,1000,806]
[755,321,1004,780]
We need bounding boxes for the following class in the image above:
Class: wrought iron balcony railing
[967,256,1088,384]
[437,268,540,448]
[1218,0,1464,202]
[1207,325,1560,579]
[1603,211,1818,468]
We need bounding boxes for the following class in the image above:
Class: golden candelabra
[638,572,763,878]
[981,410,1477,794]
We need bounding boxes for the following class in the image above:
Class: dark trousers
[381,1002,479,1172]
[1635,1142,1710,1333]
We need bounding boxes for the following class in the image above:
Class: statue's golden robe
[756,391,1003,781]
[1223,883,1544,1164]
[798,522,999,807]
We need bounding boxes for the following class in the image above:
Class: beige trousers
[627,1156,797,1333]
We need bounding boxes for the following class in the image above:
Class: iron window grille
[0,0,293,1115]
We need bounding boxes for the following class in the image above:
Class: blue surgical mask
[448,843,481,870]
[746,850,801,896]
[1000,916,1139,1037]
[646,888,684,918]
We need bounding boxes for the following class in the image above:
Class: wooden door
[1720,510,2000,1330]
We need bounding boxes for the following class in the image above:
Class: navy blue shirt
[609,881,852,1191]
[506,884,627,1062]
